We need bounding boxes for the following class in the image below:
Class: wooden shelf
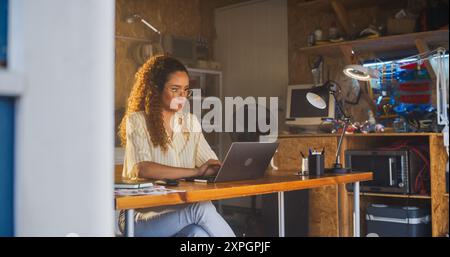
[343,132,442,137]
[377,114,398,120]
[278,132,444,138]
[348,192,432,199]
[297,0,396,13]
[299,29,449,57]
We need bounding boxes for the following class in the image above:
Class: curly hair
[118,55,188,152]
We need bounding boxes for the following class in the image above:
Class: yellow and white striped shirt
[123,111,218,179]
[120,111,218,223]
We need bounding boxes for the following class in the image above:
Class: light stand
[306,81,352,174]
[328,87,352,173]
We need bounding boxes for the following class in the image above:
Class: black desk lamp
[306,81,351,174]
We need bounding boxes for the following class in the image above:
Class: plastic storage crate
[366,204,431,237]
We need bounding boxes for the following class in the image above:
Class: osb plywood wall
[116,0,417,136]
[288,0,405,122]
[115,0,248,145]
[117,0,203,112]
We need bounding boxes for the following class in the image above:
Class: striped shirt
[120,111,218,223]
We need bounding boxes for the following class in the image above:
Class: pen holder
[308,153,324,176]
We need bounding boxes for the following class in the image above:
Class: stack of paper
[115,186,185,196]
[114,180,153,189]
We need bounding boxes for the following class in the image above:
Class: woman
[118,55,235,237]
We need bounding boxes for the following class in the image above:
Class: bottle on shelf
[314,27,323,42]
[329,21,338,40]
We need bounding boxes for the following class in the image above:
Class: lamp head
[126,14,141,24]
[306,91,327,109]
[306,81,336,110]
[343,64,380,81]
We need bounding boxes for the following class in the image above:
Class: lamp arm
[330,91,351,166]
[132,15,163,46]
[331,91,350,120]
[335,120,349,165]
[135,15,161,34]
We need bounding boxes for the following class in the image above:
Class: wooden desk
[115,170,372,237]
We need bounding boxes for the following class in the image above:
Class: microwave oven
[345,149,423,194]
[162,34,197,67]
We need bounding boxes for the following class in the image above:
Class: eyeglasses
[169,87,193,97]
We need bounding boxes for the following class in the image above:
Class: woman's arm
[136,161,199,180]
[136,159,222,180]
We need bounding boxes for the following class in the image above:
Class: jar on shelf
[328,21,338,40]
[393,117,407,133]
[307,33,315,46]
[314,27,323,41]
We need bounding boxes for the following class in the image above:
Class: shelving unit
[299,29,449,58]
[348,192,432,200]
[285,0,449,237]
[297,0,397,12]
[297,0,449,60]
[295,2,449,123]
[341,133,448,237]
[275,133,449,237]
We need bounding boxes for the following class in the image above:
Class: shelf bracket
[331,0,353,37]
[339,45,356,64]
[414,38,437,80]
[414,38,437,106]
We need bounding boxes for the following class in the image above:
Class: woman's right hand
[196,159,222,177]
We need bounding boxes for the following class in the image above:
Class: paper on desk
[115,186,185,196]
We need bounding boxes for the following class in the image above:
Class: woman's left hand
[199,159,222,177]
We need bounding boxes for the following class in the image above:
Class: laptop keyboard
[185,175,216,182]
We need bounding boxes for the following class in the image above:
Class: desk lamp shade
[306,82,331,109]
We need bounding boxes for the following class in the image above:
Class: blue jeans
[134,201,236,237]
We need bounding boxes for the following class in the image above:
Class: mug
[300,157,309,176]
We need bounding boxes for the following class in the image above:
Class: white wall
[11,0,115,236]
[214,0,288,209]
[215,0,289,137]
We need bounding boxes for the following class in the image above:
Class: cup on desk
[300,157,309,176]
[308,153,324,176]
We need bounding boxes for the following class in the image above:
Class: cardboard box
[387,18,416,35]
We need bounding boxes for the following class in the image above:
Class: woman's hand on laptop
[196,159,222,177]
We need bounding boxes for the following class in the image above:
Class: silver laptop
[187,142,279,183]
